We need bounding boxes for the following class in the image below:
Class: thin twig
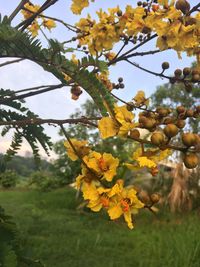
[188,2,200,15]
[110,92,155,113]
[22,6,78,32]
[9,0,29,22]
[0,84,66,104]
[60,124,95,171]
[0,58,25,68]
[17,0,59,31]
[3,84,64,97]
[109,34,158,65]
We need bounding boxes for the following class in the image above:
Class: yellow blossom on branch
[71,0,89,15]
[98,105,138,139]
[108,185,144,229]
[83,151,119,182]
[125,147,172,173]
[133,91,149,107]
[42,19,56,31]
[28,22,40,37]
[87,183,123,211]
[64,139,90,161]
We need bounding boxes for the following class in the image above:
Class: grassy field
[0,188,200,267]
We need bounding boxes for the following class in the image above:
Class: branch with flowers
[0,0,200,229]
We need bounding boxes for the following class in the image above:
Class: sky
[0,0,197,158]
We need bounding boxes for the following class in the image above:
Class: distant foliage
[29,171,65,191]
[0,170,18,188]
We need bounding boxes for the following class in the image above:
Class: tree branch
[0,117,99,128]
[109,34,158,65]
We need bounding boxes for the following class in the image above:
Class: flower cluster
[74,0,200,63]
[21,2,56,36]
[64,138,144,229]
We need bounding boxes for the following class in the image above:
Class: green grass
[0,188,200,267]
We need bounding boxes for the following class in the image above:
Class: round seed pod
[182,133,197,147]
[183,67,191,76]
[175,0,190,14]
[176,120,186,129]
[130,129,140,139]
[183,153,199,169]
[186,109,194,118]
[162,62,170,70]
[164,124,179,138]
[150,193,161,203]
[151,132,165,146]
[177,106,185,114]
[174,69,182,77]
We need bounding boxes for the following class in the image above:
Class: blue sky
[0,0,197,157]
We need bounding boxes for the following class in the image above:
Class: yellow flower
[28,22,40,37]
[71,0,89,15]
[81,181,99,201]
[125,147,171,173]
[108,186,144,229]
[83,151,119,181]
[98,105,138,139]
[22,3,41,19]
[137,156,157,169]
[114,105,138,137]
[87,183,122,211]
[64,139,90,161]
[98,117,119,139]
[133,91,149,107]
[42,19,56,30]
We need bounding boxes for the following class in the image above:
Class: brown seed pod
[175,0,190,14]
[183,153,199,169]
[139,115,147,124]
[142,26,151,34]
[176,106,185,114]
[194,134,200,145]
[71,85,82,100]
[176,120,186,129]
[162,62,170,70]
[164,124,179,138]
[182,133,197,147]
[191,69,200,75]
[186,109,194,117]
[183,67,191,76]
[142,118,157,129]
[151,132,165,146]
[174,69,182,77]
[138,190,151,204]
[192,74,200,82]
[157,108,169,117]
[150,167,159,176]
[126,104,134,111]
[196,106,200,113]
[130,129,140,139]
[163,117,175,124]
[150,193,161,203]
